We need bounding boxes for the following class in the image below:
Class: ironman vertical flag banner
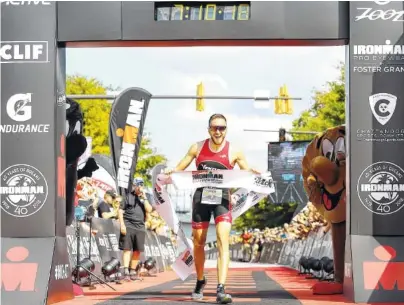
[109,88,152,196]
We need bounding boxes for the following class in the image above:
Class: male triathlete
[165,114,259,304]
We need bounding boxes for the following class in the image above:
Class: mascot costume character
[65,97,99,226]
[302,125,346,295]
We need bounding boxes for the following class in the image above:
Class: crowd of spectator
[230,202,329,261]
[74,177,174,244]
[74,177,328,254]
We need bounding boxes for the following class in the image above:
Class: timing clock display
[155,2,250,21]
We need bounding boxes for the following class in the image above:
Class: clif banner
[108,88,152,196]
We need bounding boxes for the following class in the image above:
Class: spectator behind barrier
[97,190,119,220]
[118,177,153,281]
[230,201,328,246]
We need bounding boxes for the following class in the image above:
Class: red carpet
[58,266,404,305]
[265,266,404,305]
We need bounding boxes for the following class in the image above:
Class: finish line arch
[1,1,404,304]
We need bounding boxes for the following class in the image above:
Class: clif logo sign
[363,245,404,290]
[0,41,49,64]
[1,246,38,291]
[116,99,144,189]
[355,1,404,22]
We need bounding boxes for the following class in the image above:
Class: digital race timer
[155,2,250,21]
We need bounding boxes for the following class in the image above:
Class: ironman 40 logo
[0,164,48,217]
[357,162,404,215]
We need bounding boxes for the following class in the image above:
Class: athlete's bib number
[201,188,223,205]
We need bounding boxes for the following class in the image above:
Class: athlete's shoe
[191,277,207,300]
[216,284,232,304]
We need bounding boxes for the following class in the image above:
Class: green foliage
[136,137,167,187]
[233,199,297,231]
[66,74,167,186]
[291,62,346,141]
[66,75,112,154]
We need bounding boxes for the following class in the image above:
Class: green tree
[233,200,297,231]
[136,137,167,187]
[66,74,167,186]
[291,62,345,140]
[66,75,112,154]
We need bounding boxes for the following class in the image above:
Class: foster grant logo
[357,162,404,215]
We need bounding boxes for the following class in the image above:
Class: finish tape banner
[153,170,275,235]
[109,88,152,196]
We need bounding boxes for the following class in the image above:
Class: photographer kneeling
[118,177,153,281]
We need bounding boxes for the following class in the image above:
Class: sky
[66,46,346,172]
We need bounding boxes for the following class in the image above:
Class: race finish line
[57,261,390,305]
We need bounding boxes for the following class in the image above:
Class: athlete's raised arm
[165,143,198,174]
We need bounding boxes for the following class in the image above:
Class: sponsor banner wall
[108,88,152,196]
[349,1,404,235]
[1,2,61,237]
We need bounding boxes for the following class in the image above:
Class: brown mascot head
[302,125,346,224]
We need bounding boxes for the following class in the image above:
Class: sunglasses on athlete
[209,125,227,132]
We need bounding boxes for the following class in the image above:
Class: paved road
[91,261,300,305]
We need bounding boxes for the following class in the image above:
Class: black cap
[105,190,116,198]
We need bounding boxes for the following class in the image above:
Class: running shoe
[216,284,232,304]
[191,276,207,300]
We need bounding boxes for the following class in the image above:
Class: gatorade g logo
[182,250,194,267]
[363,245,404,290]
[1,247,38,291]
[7,93,32,122]
[116,99,144,189]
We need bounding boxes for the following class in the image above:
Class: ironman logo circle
[357,161,404,215]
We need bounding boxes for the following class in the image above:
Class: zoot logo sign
[0,41,48,63]
[355,1,404,22]
[1,93,50,133]
[357,162,404,215]
[0,164,48,217]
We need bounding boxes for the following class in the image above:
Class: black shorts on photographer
[119,192,146,252]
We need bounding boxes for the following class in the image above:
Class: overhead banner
[108,88,152,196]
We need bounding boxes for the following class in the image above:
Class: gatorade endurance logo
[357,162,404,215]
